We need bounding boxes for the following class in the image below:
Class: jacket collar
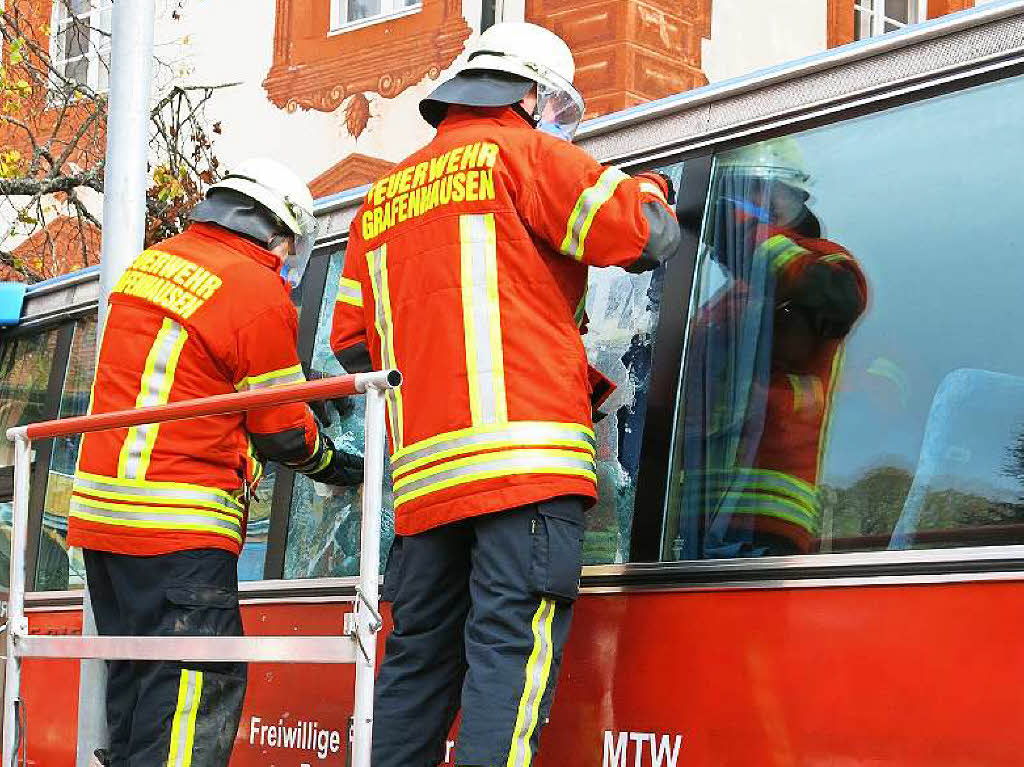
[438,105,534,133]
[187,222,283,271]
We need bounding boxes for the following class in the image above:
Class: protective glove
[302,433,364,487]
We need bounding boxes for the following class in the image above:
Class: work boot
[92,749,111,766]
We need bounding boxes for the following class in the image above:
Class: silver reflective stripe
[395,451,595,499]
[73,475,243,514]
[367,244,404,448]
[337,277,363,306]
[507,599,556,767]
[237,365,306,391]
[120,319,187,480]
[460,213,507,426]
[70,500,242,536]
[391,422,596,474]
[560,167,629,260]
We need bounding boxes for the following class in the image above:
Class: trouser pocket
[162,585,242,638]
[528,497,585,603]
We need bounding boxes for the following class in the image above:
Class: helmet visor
[279,206,317,289]
[535,79,585,142]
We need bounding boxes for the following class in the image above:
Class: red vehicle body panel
[18,579,1024,766]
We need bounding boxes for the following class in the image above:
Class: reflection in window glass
[0,330,58,467]
[0,501,11,588]
[666,75,1024,559]
[284,250,394,579]
[38,317,97,591]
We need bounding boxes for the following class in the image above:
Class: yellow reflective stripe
[788,374,824,413]
[74,470,243,509]
[367,245,405,449]
[821,252,851,264]
[118,319,188,480]
[393,435,595,479]
[70,508,243,544]
[506,599,556,767]
[72,495,243,523]
[234,363,305,392]
[337,276,364,307]
[167,669,203,767]
[72,485,243,517]
[638,181,667,204]
[394,448,594,492]
[817,347,845,480]
[574,284,588,328]
[771,243,807,273]
[395,465,596,507]
[392,421,595,463]
[460,213,507,426]
[395,450,596,507]
[561,167,630,261]
[702,467,817,498]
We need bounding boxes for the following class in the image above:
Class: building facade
[0,0,989,279]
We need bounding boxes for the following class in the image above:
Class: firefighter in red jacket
[678,139,867,558]
[331,22,681,766]
[68,158,361,767]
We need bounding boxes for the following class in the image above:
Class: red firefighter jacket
[332,106,676,535]
[68,223,323,557]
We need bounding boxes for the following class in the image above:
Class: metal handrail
[2,370,400,767]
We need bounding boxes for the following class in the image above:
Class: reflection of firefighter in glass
[680,139,868,557]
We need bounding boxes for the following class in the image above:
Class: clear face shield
[279,203,317,289]
[532,72,585,142]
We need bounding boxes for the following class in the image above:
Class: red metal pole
[21,374,365,441]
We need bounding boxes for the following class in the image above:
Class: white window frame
[854,0,926,39]
[48,0,113,94]
[329,0,423,35]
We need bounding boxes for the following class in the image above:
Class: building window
[49,0,113,93]
[854,0,923,39]
[330,0,422,32]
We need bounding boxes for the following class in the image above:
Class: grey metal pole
[79,2,157,765]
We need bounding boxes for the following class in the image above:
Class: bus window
[581,161,682,563]
[0,329,59,467]
[284,249,394,579]
[36,316,97,590]
[664,73,1024,559]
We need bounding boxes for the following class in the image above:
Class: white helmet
[420,22,585,141]
[205,158,318,288]
[716,138,811,196]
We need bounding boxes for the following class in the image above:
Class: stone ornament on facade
[263,0,471,120]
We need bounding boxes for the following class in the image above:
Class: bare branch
[0,168,104,197]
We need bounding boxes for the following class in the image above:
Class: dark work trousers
[372,497,585,767]
[83,548,247,767]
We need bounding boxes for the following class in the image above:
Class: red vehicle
[4,5,1024,764]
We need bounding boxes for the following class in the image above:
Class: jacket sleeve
[519,139,681,272]
[776,244,868,340]
[330,219,373,373]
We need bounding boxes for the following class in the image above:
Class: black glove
[291,432,363,487]
[309,435,364,487]
[302,363,357,427]
[787,261,864,339]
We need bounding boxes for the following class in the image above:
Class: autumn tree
[0,0,226,283]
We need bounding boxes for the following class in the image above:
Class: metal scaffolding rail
[3,370,401,767]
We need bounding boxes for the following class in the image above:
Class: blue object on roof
[0,282,27,326]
